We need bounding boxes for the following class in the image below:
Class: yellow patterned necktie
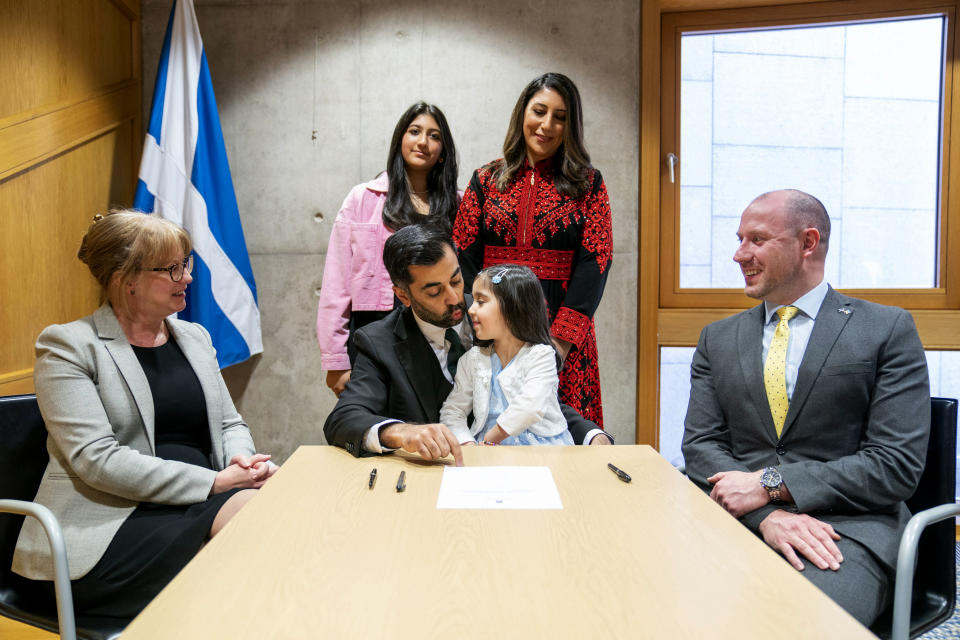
[764,305,799,437]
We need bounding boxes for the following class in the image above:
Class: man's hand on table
[380,422,464,466]
[759,510,843,572]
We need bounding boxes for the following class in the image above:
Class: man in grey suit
[682,189,930,625]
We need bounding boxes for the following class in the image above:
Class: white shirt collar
[764,279,829,324]
[412,310,468,349]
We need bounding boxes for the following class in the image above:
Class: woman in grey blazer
[12,211,277,618]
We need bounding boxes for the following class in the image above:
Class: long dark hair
[473,264,559,365]
[383,102,459,233]
[495,73,591,199]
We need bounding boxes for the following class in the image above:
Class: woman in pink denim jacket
[317,102,460,395]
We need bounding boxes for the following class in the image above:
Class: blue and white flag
[135,0,262,368]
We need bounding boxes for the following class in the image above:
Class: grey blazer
[682,287,930,571]
[13,304,256,580]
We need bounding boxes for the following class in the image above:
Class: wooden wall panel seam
[1,0,141,398]
[0,369,33,385]
[0,82,138,182]
[0,80,138,132]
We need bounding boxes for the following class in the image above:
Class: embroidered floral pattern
[453,158,614,428]
[582,177,613,274]
[553,307,591,346]
[558,323,603,427]
[483,246,574,281]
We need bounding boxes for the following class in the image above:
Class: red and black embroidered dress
[454,159,613,427]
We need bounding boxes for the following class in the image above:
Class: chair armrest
[892,502,960,640]
[0,499,76,640]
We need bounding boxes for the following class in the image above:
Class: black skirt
[67,487,241,618]
[34,444,240,620]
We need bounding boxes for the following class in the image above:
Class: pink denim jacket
[316,173,396,371]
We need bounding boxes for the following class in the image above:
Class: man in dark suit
[682,189,930,625]
[324,225,611,465]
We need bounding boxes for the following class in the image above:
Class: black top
[132,337,212,467]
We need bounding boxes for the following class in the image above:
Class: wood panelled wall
[0,0,141,395]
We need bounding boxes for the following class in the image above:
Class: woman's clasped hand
[214,454,278,493]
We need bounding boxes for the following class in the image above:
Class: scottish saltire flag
[134,0,262,368]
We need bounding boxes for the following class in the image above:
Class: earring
[439,157,444,163]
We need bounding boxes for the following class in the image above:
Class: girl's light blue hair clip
[491,268,509,284]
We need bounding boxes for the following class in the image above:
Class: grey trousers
[799,535,891,626]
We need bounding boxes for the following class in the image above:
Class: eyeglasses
[148,255,194,282]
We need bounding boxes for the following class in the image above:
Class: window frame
[636,0,960,450]
[659,2,959,311]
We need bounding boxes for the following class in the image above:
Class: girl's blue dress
[475,353,575,446]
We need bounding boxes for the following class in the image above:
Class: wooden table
[122,445,873,639]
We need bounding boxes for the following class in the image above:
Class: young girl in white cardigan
[440,265,574,445]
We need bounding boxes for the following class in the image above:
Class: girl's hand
[482,424,508,445]
[326,369,351,396]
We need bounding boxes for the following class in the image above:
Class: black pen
[396,470,406,492]
[607,463,631,483]
[368,468,377,489]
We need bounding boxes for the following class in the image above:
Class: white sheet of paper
[436,466,563,510]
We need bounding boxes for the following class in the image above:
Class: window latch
[666,152,679,184]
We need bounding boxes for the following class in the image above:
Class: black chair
[0,394,126,640]
[871,397,959,640]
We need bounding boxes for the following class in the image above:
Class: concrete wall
[142,0,640,462]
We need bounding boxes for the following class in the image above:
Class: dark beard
[410,299,467,328]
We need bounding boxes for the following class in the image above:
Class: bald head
[750,189,831,256]
[734,189,830,304]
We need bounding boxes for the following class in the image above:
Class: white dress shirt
[762,279,829,400]
[361,313,471,453]
[412,313,473,385]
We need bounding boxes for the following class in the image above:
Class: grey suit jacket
[13,304,256,580]
[681,287,930,571]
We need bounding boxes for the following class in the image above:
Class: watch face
[761,467,782,488]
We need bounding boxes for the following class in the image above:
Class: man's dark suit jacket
[681,286,930,571]
[324,305,600,456]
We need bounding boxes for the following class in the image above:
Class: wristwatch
[760,466,784,502]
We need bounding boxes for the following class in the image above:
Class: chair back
[903,397,958,636]
[0,394,54,613]
[0,394,49,577]
[0,394,127,639]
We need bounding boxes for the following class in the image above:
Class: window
[637,0,960,450]
[677,18,944,290]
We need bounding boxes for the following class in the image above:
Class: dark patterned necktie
[445,328,465,379]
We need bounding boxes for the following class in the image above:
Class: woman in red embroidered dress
[453,73,613,427]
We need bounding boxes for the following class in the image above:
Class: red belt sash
[483,246,574,281]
